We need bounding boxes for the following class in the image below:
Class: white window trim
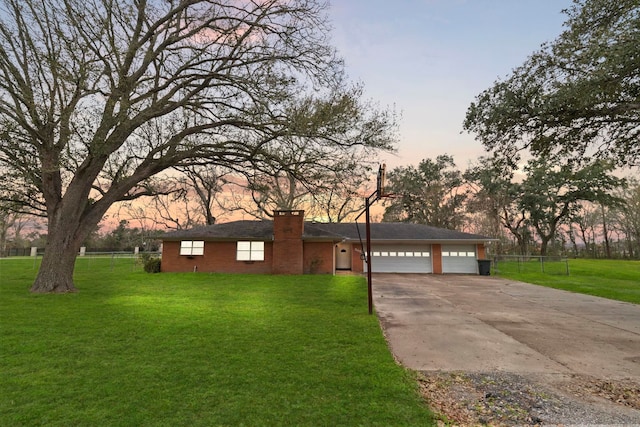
[237,241,265,261]
[180,240,204,256]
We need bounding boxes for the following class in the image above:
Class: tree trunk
[540,238,549,257]
[579,225,590,255]
[601,205,611,258]
[31,244,78,293]
[568,226,579,256]
[205,209,216,226]
[30,212,92,293]
[516,235,527,256]
[0,222,7,257]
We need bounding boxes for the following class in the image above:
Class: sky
[327,0,574,170]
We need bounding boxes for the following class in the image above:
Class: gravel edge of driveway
[417,370,640,425]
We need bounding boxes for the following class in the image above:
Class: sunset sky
[328,0,574,169]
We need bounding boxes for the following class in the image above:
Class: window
[180,240,204,256]
[237,241,264,261]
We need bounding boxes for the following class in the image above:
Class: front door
[336,243,352,270]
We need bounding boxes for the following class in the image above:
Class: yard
[0,258,434,426]
[494,258,640,304]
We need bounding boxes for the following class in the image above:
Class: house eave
[302,236,344,243]
[162,236,275,242]
[341,238,498,245]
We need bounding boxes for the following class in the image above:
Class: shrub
[141,254,161,273]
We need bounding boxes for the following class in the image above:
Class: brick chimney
[272,210,304,274]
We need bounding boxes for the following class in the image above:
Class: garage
[368,244,433,273]
[441,244,477,274]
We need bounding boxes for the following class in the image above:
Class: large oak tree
[464,0,640,166]
[519,158,625,255]
[235,135,383,221]
[464,157,530,255]
[382,155,467,229]
[612,179,640,258]
[0,0,394,293]
[467,156,625,256]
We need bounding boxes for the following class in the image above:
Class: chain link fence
[493,255,570,275]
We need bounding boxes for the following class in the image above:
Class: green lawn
[495,258,640,304]
[0,258,434,426]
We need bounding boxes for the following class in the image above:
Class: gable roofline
[161,220,274,241]
[305,222,494,242]
[161,220,496,243]
[341,238,495,244]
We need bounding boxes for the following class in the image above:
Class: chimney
[272,210,304,274]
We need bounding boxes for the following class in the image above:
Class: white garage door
[442,244,477,274]
[367,244,432,273]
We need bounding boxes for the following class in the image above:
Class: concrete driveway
[372,274,640,379]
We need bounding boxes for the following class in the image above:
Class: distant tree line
[380,154,639,259]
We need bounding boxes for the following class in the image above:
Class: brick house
[160,210,493,275]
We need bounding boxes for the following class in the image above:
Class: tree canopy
[464,0,640,166]
[464,157,526,254]
[465,156,626,255]
[0,0,395,292]
[518,158,625,255]
[382,155,467,229]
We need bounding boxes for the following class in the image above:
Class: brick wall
[432,244,443,274]
[477,243,486,260]
[303,242,334,274]
[272,210,304,274]
[352,245,364,273]
[161,240,274,274]
[273,210,304,240]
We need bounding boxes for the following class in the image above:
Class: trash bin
[477,259,491,276]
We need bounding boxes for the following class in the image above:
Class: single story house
[160,210,494,275]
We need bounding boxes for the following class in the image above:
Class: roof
[162,220,494,243]
[162,220,274,240]
[306,222,491,242]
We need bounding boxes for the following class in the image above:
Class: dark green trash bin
[477,259,491,276]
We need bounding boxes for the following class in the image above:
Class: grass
[494,258,640,304]
[0,258,434,426]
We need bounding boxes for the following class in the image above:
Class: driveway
[372,274,640,379]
